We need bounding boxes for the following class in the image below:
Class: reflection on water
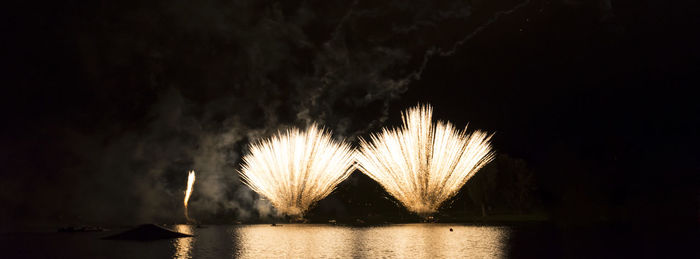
[3,224,692,258]
[235,224,509,259]
[172,225,194,259]
[0,224,509,259]
[235,225,355,258]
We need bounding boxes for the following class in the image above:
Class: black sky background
[2,0,698,233]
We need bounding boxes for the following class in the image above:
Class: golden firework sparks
[239,124,355,218]
[355,104,495,217]
[184,170,196,223]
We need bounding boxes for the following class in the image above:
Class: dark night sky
[1,0,698,230]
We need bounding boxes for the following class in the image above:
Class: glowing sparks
[355,104,495,217]
[184,170,196,223]
[239,124,355,217]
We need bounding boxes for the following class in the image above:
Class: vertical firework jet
[184,170,196,223]
[239,124,355,218]
[356,104,495,217]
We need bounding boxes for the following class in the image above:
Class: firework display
[355,104,495,217]
[184,170,196,223]
[239,125,355,217]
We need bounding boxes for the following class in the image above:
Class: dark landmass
[102,224,192,241]
[58,225,106,233]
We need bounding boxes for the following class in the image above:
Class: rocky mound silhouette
[102,224,192,240]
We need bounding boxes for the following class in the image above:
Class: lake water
[2,224,511,258]
[2,223,693,258]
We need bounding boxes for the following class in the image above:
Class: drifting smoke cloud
[3,0,532,225]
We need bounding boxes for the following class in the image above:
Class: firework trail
[239,124,355,218]
[355,104,495,217]
[184,170,196,223]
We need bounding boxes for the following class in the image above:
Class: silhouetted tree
[498,154,537,213]
[465,154,540,216]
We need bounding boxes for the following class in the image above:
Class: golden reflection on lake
[235,224,509,259]
[172,225,194,259]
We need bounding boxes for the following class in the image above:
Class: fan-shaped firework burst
[356,104,495,217]
[239,124,355,217]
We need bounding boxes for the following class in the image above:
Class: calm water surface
[2,224,511,259]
